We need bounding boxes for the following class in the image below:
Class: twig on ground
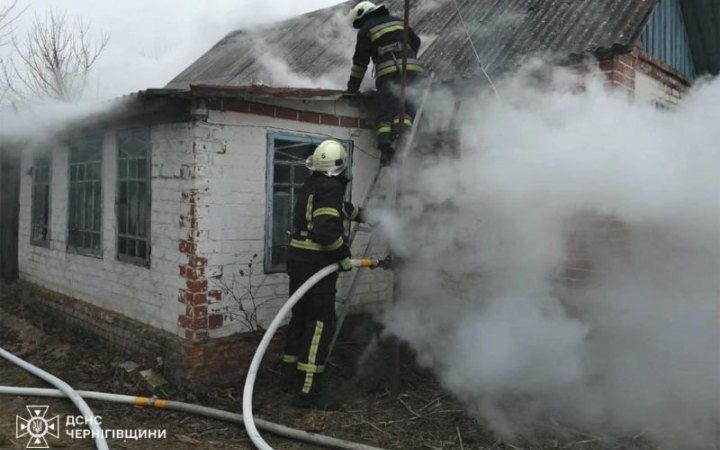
[362,418,390,436]
[398,395,423,419]
[456,427,465,450]
[418,393,448,412]
[506,444,525,450]
[378,416,419,425]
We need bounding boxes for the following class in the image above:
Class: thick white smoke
[252,8,374,91]
[381,64,720,449]
[0,100,112,145]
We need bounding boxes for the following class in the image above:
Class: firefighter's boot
[290,373,340,411]
[379,143,395,167]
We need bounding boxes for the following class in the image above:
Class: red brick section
[183,332,285,380]
[216,98,373,130]
[177,189,214,342]
[598,50,639,94]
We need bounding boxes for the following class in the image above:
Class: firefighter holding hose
[281,140,364,409]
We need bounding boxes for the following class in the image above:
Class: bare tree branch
[1,8,108,103]
[0,0,27,47]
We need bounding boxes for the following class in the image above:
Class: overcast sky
[3,0,343,99]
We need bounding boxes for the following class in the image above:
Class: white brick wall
[18,98,393,340]
[18,123,194,335]
[190,107,393,338]
[635,71,683,108]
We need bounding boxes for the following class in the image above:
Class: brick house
[2,0,717,382]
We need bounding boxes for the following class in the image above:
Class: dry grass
[0,282,663,450]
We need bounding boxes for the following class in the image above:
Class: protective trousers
[376,73,419,162]
[282,260,338,396]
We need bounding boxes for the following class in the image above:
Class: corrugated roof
[167,0,657,89]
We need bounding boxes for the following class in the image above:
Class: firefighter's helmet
[348,2,383,28]
[306,140,348,177]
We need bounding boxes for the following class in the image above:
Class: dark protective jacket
[347,8,424,92]
[288,173,362,265]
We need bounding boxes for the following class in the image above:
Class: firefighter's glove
[339,257,353,272]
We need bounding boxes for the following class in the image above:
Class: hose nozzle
[351,256,393,270]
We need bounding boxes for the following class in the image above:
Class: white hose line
[0,348,109,450]
[0,386,386,450]
[243,260,379,450]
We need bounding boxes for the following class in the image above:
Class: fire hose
[0,259,389,450]
[0,386,384,450]
[243,258,390,450]
[0,347,109,450]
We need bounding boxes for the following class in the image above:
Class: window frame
[115,127,152,267]
[30,152,52,247]
[66,134,104,258]
[264,132,353,274]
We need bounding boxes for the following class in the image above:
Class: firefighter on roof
[281,139,364,409]
[346,1,425,165]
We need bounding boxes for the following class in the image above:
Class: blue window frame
[264,132,353,273]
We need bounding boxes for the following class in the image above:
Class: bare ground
[0,283,660,450]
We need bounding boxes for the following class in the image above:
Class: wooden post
[388,0,412,396]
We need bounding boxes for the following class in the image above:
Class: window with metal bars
[31,153,52,246]
[116,128,150,265]
[67,135,103,256]
[264,133,352,273]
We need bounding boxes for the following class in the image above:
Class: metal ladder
[327,73,436,361]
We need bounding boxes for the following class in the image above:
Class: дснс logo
[16,405,60,449]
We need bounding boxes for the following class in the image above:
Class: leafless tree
[1,9,108,102]
[0,1,25,104]
[0,1,24,47]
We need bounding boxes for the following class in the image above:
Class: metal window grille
[31,153,52,246]
[67,135,103,256]
[116,128,150,265]
[264,133,352,273]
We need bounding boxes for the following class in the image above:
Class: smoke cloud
[0,99,114,146]
[252,8,364,90]
[381,64,720,449]
[0,1,344,144]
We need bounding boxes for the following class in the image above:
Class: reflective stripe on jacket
[348,14,424,90]
[289,173,362,262]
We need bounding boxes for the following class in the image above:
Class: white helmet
[305,140,348,177]
[348,1,383,27]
